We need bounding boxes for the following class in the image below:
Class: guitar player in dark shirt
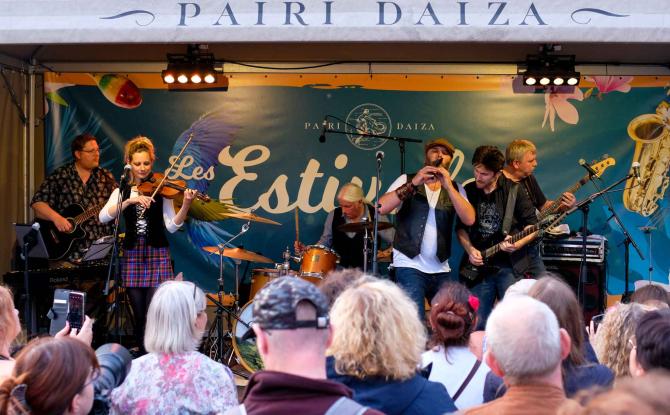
[502,139,577,278]
[31,133,117,261]
[456,146,537,329]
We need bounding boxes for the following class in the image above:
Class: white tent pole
[27,59,36,222]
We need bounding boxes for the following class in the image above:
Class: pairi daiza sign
[2,1,668,44]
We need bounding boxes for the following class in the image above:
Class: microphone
[578,159,599,177]
[120,164,132,183]
[318,118,328,143]
[376,151,384,161]
[632,162,641,182]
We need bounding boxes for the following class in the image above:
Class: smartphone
[67,291,85,330]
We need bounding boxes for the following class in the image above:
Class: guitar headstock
[589,156,616,178]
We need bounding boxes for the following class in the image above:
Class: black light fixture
[518,45,580,88]
[161,45,228,91]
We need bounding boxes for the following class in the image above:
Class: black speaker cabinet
[544,259,606,323]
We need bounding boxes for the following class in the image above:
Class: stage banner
[44,73,670,294]
[3,1,670,44]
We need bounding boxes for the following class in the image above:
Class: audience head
[629,309,670,376]
[144,280,207,354]
[529,275,586,366]
[485,296,569,385]
[320,269,372,309]
[428,282,479,349]
[252,277,331,369]
[0,286,20,348]
[593,302,650,377]
[329,279,426,381]
[0,336,99,415]
[505,278,537,297]
[559,370,670,415]
[630,284,669,307]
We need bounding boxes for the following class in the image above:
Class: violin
[136,172,211,202]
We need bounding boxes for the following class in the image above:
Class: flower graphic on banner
[542,87,584,131]
[584,76,633,100]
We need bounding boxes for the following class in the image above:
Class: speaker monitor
[544,259,606,323]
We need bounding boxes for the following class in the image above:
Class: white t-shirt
[421,345,490,410]
[386,174,466,273]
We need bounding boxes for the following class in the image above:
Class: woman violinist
[99,136,196,355]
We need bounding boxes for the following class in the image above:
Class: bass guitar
[36,202,106,260]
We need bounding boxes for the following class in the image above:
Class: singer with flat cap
[378,138,475,320]
[295,182,394,269]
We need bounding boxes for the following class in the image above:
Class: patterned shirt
[31,162,117,260]
[110,351,238,415]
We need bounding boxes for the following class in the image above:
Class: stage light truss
[518,53,581,88]
[161,47,228,90]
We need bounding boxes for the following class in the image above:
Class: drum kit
[200,209,394,376]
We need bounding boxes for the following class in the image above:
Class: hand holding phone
[67,291,85,330]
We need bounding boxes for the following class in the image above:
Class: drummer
[295,182,394,269]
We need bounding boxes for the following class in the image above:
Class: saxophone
[623,101,670,217]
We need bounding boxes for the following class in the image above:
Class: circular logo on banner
[345,103,391,150]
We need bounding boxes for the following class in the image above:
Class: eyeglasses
[79,369,100,392]
[628,338,637,349]
[79,148,100,154]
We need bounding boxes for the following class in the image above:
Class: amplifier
[541,235,607,263]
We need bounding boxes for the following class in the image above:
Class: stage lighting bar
[161,47,225,90]
[518,50,581,89]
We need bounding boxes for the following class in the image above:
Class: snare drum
[250,268,296,299]
[299,245,340,280]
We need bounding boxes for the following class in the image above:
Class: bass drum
[232,301,264,374]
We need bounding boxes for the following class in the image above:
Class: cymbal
[220,211,281,226]
[202,246,274,263]
[337,221,394,233]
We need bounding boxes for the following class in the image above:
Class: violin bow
[150,131,195,200]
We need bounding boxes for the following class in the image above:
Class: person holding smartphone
[99,136,196,355]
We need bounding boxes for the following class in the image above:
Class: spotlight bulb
[525,77,537,86]
[163,74,175,84]
[553,77,564,86]
[177,74,188,84]
[204,73,216,84]
[539,77,551,86]
[567,77,579,86]
[191,74,202,84]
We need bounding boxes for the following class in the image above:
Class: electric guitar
[36,202,107,260]
[459,157,615,281]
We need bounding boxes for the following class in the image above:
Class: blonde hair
[593,303,650,377]
[328,279,426,380]
[505,139,536,165]
[337,183,366,203]
[0,286,17,344]
[124,135,156,163]
[144,280,206,354]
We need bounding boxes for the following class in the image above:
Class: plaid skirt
[121,237,173,288]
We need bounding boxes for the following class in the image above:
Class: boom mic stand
[372,152,383,275]
[104,174,131,344]
[321,114,422,175]
[572,171,644,306]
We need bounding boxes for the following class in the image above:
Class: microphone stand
[570,172,644,305]
[21,225,40,336]
[104,176,128,343]
[372,153,383,275]
[321,115,422,174]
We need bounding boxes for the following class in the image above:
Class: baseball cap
[252,276,330,331]
[424,138,455,157]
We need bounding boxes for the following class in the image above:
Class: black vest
[394,174,456,263]
[122,190,170,250]
[331,204,377,269]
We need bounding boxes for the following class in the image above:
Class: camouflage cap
[252,276,330,331]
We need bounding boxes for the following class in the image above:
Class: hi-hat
[202,246,273,263]
[337,221,394,233]
[220,211,281,225]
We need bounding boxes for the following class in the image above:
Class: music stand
[81,236,114,262]
[14,223,50,336]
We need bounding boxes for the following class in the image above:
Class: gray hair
[486,296,561,383]
[144,280,206,354]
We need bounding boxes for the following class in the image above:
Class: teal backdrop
[43,74,670,295]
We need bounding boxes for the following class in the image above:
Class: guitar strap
[502,182,519,236]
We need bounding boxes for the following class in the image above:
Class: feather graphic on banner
[168,104,248,265]
[90,74,142,109]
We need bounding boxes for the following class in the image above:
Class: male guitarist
[31,133,117,261]
[502,139,577,278]
[456,146,537,329]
